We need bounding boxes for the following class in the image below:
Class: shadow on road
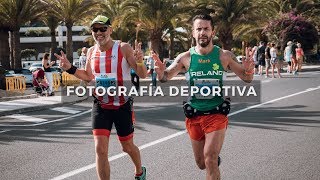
[0,102,319,144]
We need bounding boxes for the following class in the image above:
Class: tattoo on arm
[227,65,231,71]
[159,71,168,83]
[230,53,238,63]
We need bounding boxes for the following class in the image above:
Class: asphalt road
[1,71,320,180]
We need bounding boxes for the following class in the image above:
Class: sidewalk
[0,64,319,117]
[0,92,87,116]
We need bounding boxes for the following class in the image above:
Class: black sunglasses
[91,27,108,33]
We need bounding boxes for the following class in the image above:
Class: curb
[0,96,88,117]
[0,93,38,102]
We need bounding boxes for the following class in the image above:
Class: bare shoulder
[87,46,95,52]
[220,49,237,70]
[220,49,234,60]
[119,41,132,51]
[179,51,190,59]
[118,42,134,59]
[175,51,190,65]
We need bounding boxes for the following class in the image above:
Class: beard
[197,35,212,47]
[93,35,109,46]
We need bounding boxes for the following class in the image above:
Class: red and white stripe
[90,41,131,109]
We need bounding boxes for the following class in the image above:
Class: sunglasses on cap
[91,27,108,33]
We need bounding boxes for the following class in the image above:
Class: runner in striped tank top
[55,15,148,180]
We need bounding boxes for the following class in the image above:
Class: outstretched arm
[153,52,187,82]
[54,51,93,82]
[222,48,254,83]
[123,41,148,78]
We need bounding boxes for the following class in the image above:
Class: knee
[95,144,108,157]
[193,154,206,170]
[195,158,206,170]
[121,142,136,154]
[204,152,219,167]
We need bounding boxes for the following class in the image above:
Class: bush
[21,49,37,60]
[263,12,319,51]
[25,29,50,37]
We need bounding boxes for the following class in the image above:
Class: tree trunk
[150,30,164,61]
[169,31,174,60]
[242,41,248,56]
[12,29,22,69]
[9,31,14,69]
[218,29,233,50]
[0,28,10,69]
[66,23,73,63]
[50,27,57,63]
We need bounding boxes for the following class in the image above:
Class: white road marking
[262,79,272,83]
[229,86,320,116]
[0,110,91,128]
[0,130,9,133]
[49,86,320,180]
[51,107,81,114]
[50,131,186,180]
[6,114,47,123]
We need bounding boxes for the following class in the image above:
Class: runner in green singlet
[153,14,254,179]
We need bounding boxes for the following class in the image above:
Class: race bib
[193,78,220,99]
[95,73,117,88]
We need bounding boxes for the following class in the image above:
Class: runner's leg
[204,128,226,180]
[94,136,110,180]
[191,139,206,169]
[120,138,143,174]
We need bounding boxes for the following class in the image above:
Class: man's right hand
[54,51,71,71]
[152,52,166,79]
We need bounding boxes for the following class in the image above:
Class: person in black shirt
[257,41,266,76]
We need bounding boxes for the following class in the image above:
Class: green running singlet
[186,45,225,111]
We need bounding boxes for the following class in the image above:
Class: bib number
[193,78,220,99]
[95,74,117,88]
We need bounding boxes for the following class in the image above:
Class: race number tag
[193,78,220,99]
[95,73,117,88]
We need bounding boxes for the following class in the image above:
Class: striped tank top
[90,41,132,109]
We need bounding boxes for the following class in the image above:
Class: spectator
[257,41,266,76]
[295,43,304,72]
[79,47,88,69]
[284,41,293,73]
[147,52,156,87]
[42,53,55,96]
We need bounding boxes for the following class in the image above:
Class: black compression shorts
[92,98,134,141]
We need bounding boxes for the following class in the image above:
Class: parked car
[11,69,33,85]
[236,55,245,64]
[29,63,43,72]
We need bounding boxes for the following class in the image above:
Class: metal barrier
[52,73,61,91]
[5,76,26,94]
[61,72,80,86]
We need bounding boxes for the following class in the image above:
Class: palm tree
[0,0,44,69]
[43,0,101,63]
[0,21,10,69]
[41,12,61,62]
[123,0,189,60]
[257,0,319,19]
[208,0,256,50]
[163,14,191,59]
[100,0,137,43]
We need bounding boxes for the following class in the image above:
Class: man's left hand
[133,40,143,63]
[243,47,255,74]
